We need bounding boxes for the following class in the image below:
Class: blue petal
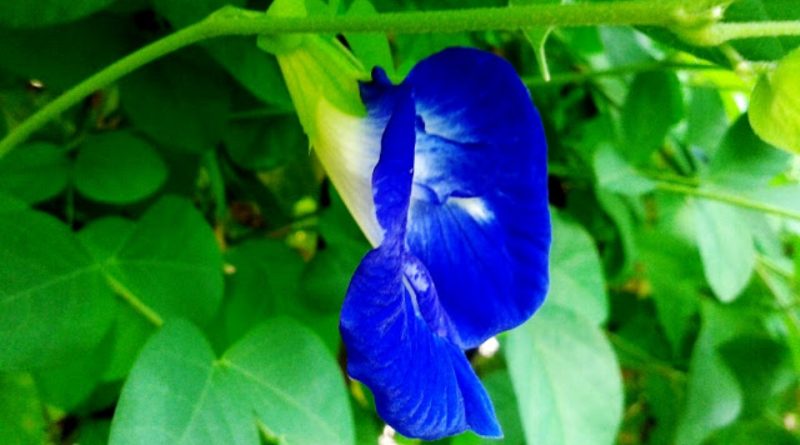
[340,245,502,440]
[405,48,551,348]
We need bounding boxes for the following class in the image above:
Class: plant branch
[105,274,164,327]
[0,1,697,158]
[653,181,800,222]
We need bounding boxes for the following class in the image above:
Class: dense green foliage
[1,0,799,444]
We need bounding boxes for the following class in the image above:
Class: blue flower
[338,48,551,439]
[261,3,549,434]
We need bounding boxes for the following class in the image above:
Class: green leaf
[726,0,800,61]
[686,87,728,155]
[639,228,702,355]
[0,0,116,28]
[549,211,608,325]
[593,143,656,196]
[675,302,745,445]
[693,200,755,302]
[109,320,257,445]
[101,196,224,324]
[0,14,134,90]
[223,115,306,170]
[718,335,794,416]
[74,132,168,204]
[450,370,525,445]
[70,420,112,445]
[504,305,623,445]
[703,420,800,445]
[749,46,800,154]
[344,0,395,73]
[152,0,244,28]
[621,70,683,164]
[219,239,304,344]
[33,331,113,411]
[0,142,69,204]
[0,210,115,370]
[206,38,293,108]
[707,114,791,190]
[0,373,46,445]
[110,318,355,445]
[222,319,355,445]
[120,51,232,152]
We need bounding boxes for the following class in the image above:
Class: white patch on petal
[314,100,384,246]
[449,196,494,225]
[478,337,500,358]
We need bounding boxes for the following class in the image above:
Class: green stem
[105,274,164,327]
[203,150,227,224]
[523,61,724,87]
[653,181,800,222]
[0,1,697,157]
[711,21,800,45]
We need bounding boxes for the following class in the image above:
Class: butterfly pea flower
[263,15,550,439]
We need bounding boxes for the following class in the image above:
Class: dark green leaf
[0,373,46,445]
[675,302,749,445]
[703,420,800,445]
[0,142,69,204]
[621,70,683,164]
[0,0,116,28]
[219,239,304,344]
[0,211,115,370]
[120,51,232,152]
[505,305,623,445]
[223,115,306,170]
[74,132,168,204]
[0,14,134,89]
[100,196,224,324]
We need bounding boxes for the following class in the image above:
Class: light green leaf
[593,143,656,196]
[0,211,115,370]
[549,211,608,325]
[0,142,69,204]
[693,199,755,302]
[505,305,623,445]
[621,70,683,164]
[749,46,800,154]
[345,0,395,74]
[686,87,728,155]
[0,0,116,28]
[0,373,46,445]
[111,318,355,445]
[109,321,257,445]
[74,132,168,204]
[222,318,355,445]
